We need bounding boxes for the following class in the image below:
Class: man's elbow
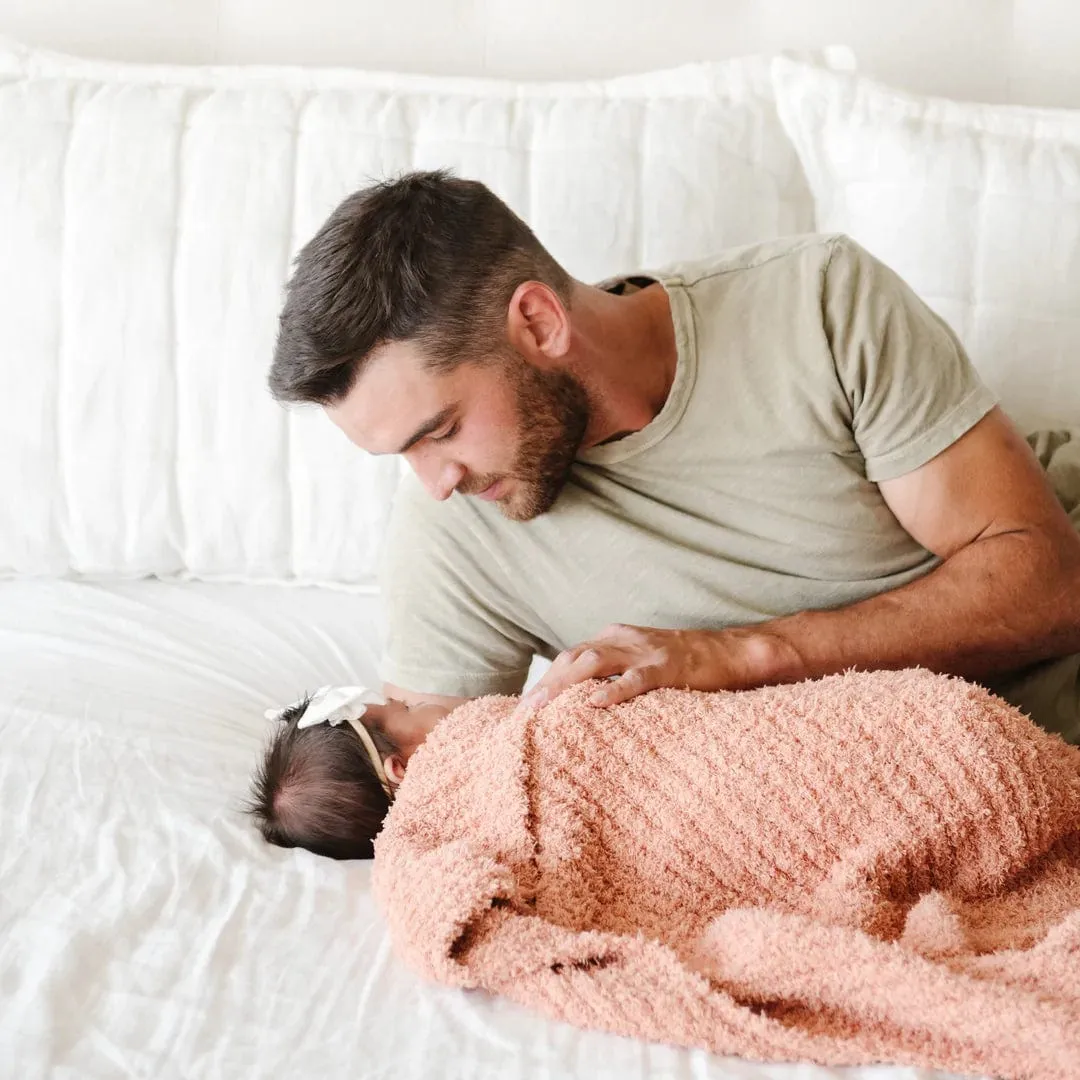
[1038,524,1080,647]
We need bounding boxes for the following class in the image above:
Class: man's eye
[432,423,459,443]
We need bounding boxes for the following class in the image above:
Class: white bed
[0,577,973,1080]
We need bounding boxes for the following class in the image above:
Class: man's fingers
[516,650,582,712]
[588,665,661,707]
[515,646,628,715]
[541,646,625,699]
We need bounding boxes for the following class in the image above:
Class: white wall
[1,0,1079,107]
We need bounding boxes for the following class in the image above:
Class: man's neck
[565,280,678,450]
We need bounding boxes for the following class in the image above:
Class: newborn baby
[248,672,1080,1079]
[248,685,449,859]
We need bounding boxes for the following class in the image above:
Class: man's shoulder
[654,232,848,289]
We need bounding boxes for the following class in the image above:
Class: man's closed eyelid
[432,422,459,443]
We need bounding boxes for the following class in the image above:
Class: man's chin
[497,480,563,523]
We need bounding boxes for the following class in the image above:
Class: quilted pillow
[773,59,1080,434]
[0,38,852,586]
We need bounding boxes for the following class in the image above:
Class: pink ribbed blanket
[371,670,1080,1079]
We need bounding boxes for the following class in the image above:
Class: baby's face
[363,697,452,758]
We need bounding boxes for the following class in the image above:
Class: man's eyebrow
[394,405,457,455]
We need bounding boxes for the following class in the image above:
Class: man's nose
[412,455,464,501]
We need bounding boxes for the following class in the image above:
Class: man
[270,171,1080,742]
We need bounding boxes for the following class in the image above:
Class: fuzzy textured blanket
[372,670,1080,1079]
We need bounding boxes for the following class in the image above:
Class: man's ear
[384,754,407,786]
[506,281,571,364]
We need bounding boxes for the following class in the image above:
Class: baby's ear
[384,754,407,786]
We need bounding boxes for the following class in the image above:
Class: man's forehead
[326,343,453,454]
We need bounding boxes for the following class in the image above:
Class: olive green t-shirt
[378,233,1078,738]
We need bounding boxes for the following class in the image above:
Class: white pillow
[773,59,1080,434]
[0,37,853,586]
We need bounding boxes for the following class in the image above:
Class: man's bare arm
[760,408,1080,683]
[518,409,1080,710]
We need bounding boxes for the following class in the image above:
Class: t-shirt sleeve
[378,474,540,698]
[822,235,998,482]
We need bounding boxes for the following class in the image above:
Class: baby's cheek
[417,704,452,725]
[363,702,394,727]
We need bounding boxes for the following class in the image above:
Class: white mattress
[0,579,976,1080]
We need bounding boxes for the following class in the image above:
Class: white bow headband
[265,685,393,798]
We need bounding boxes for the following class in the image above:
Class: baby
[247,674,1080,1078]
[248,685,449,860]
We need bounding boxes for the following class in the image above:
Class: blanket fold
[373,670,1080,1079]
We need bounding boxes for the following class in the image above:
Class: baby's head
[247,691,449,860]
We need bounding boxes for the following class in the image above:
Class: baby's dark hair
[247,698,401,860]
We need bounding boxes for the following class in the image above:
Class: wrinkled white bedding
[0,578,979,1080]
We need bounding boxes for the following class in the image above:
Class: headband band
[265,684,394,799]
[343,715,394,800]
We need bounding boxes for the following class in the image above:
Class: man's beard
[460,361,590,522]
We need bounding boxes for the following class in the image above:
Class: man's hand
[516,410,1080,716]
[515,623,789,714]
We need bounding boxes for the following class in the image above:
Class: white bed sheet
[0,578,978,1080]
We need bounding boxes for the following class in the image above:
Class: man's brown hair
[269,170,573,405]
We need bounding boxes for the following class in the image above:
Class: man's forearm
[517,524,1080,714]
[740,529,1080,688]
